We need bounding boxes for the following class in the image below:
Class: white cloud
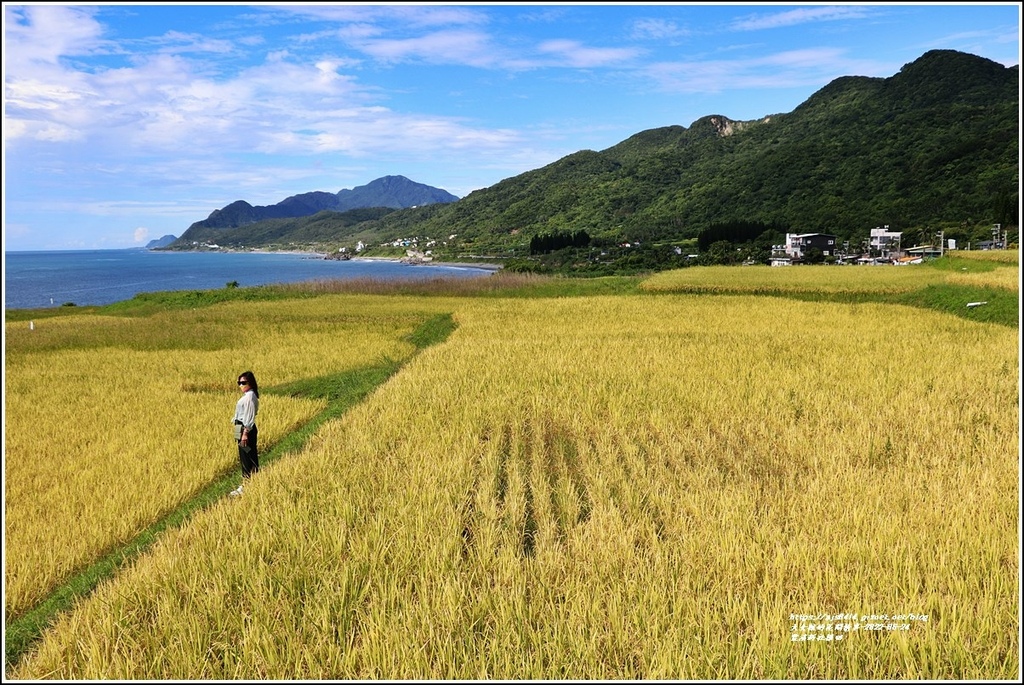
[273,4,488,29]
[120,30,239,57]
[5,78,91,111]
[7,11,537,165]
[341,27,641,71]
[731,6,872,32]
[631,18,691,41]
[536,40,641,68]
[293,110,524,157]
[133,227,149,243]
[350,29,501,67]
[3,5,106,66]
[642,48,890,94]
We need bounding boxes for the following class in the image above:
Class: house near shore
[402,249,433,264]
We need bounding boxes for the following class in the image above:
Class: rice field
[3,296,451,618]
[945,265,1020,292]
[640,255,1020,296]
[955,249,1020,265]
[639,263,948,294]
[6,278,1018,679]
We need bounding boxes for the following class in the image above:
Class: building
[904,244,944,259]
[869,226,902,258]
[783,233,837,260]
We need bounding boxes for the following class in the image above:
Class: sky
[3,2,1020,251]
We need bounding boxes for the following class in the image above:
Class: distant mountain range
[172,175,458,246]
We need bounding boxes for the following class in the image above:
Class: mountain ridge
[400,48,1016,250]
[174,175,458,245]
[170,49,1018,259]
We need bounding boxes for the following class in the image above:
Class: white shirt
[233,390,259,429]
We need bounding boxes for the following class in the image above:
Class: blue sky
[3,2,1020,251]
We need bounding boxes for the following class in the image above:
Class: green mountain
[176,50,1019,258]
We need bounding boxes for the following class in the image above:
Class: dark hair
[238,370,259,397]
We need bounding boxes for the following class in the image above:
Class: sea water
[4,249,493,310]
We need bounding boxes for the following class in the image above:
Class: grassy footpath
[4,313,457,672]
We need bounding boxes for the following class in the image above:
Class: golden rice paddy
[4,296,448,618]
[5,268,1019,679]
[640,256,1020,295]
[640,263,948,294]
[955,249,1020,265]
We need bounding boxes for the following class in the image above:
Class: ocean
[3,249,495,310]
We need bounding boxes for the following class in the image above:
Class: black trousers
[237,425,259,479]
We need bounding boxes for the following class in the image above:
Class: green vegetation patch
[892,284,1019,326]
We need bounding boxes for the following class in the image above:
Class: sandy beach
[350,255,504,271]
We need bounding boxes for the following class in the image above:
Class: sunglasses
[238,380,248,385]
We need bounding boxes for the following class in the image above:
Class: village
[770,223,1011,266]
[183,223,1014,270]
[770,224,1007,266]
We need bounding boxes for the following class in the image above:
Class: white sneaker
[229,485,243,497]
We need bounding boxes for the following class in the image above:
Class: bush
[504,258,549,274]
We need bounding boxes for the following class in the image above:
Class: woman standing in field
[230,371,260,497]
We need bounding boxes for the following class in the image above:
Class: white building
[869,226,902,258]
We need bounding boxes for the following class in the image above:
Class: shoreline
[6,250,501,312]
[351,255,503,271]
[155,248,503,271]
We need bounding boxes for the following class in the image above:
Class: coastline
[6,249,500,311]
[162,249,503,271]
[351,255,503,271]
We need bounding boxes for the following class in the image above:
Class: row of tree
[529,230,591,255]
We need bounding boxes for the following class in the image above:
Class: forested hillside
[398,49,1017,252]
[172,50,1018,264]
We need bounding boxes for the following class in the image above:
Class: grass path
[3,313,457,672]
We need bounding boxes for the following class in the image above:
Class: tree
[699,240,740,265]
[803,246,825,264]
